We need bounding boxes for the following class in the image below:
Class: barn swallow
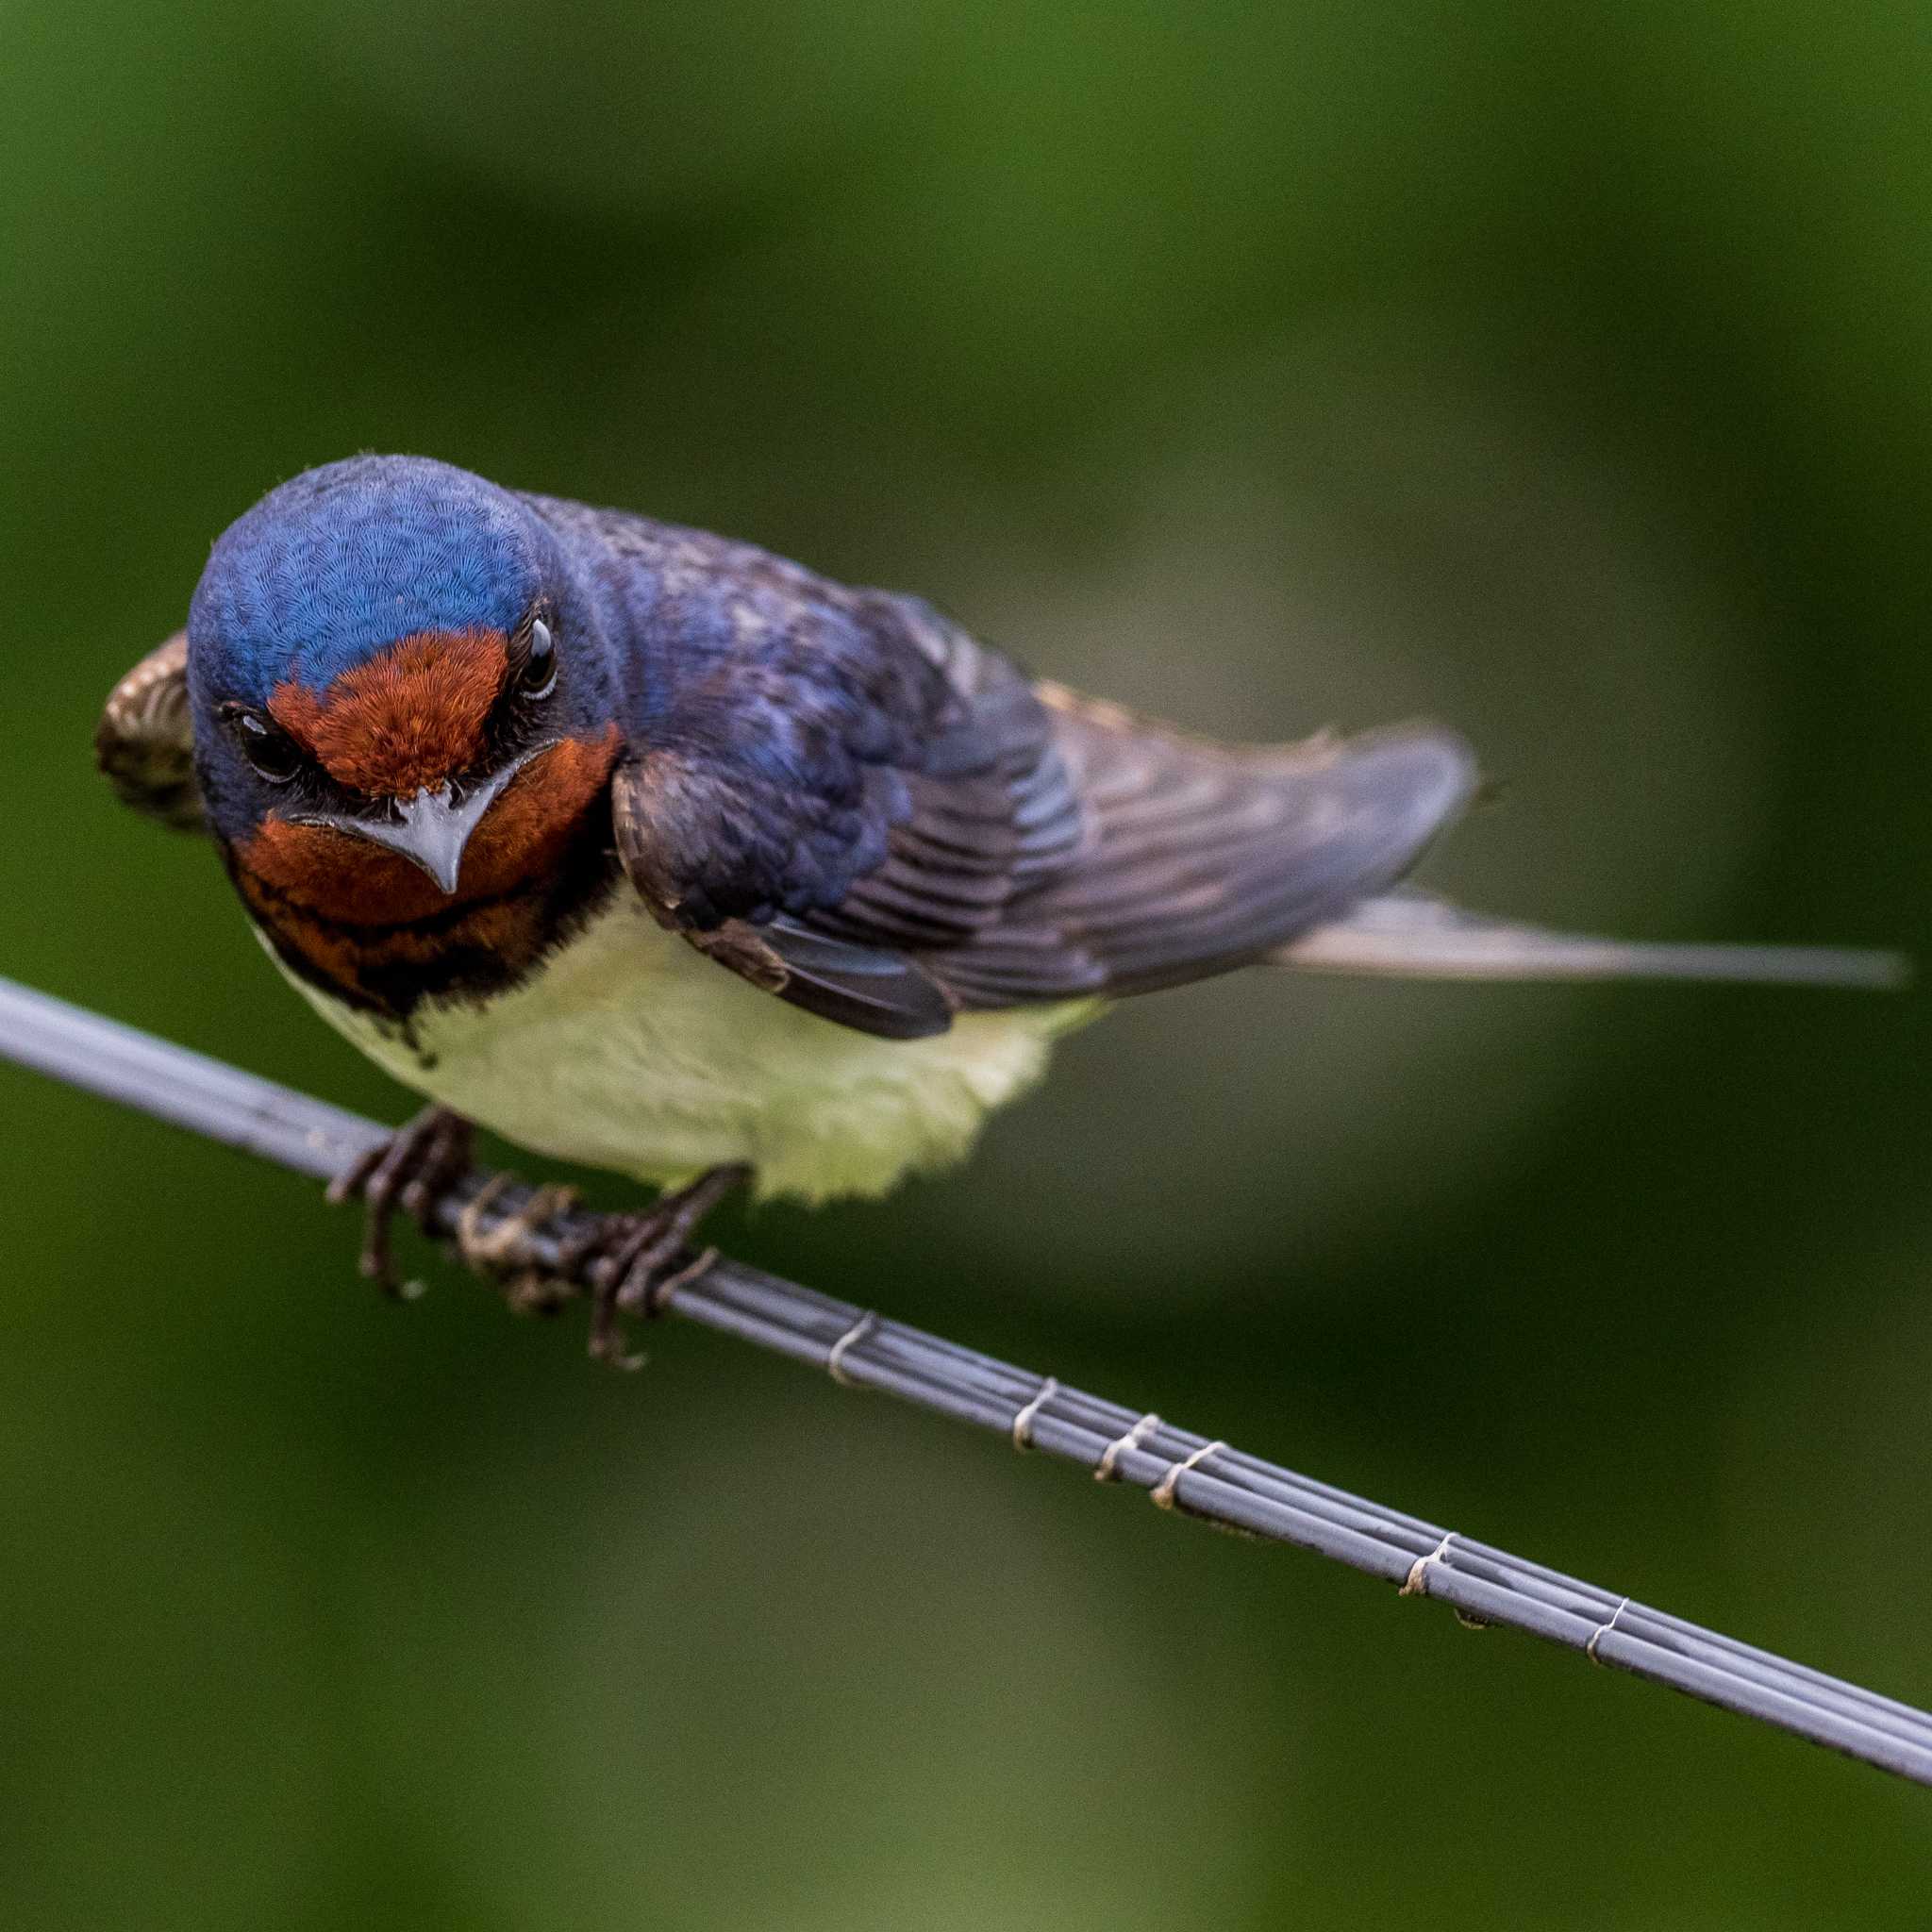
[98,455,1904,1359]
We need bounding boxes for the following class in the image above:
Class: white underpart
[265,893,1091,1203]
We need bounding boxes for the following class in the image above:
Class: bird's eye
[220,703,302,784]
[518,615,558,699]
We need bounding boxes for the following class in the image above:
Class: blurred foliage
[4,1,1932,1924]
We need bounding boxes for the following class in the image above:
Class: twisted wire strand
[2,974,1927,1787]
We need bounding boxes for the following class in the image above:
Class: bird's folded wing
[96,633,205,833]
[611,590,1477,1038]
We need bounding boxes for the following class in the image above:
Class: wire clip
[1152,1439,1225,1511]
[825,1310,876,1387]
[1011,1375,1058,1452]
[1587,1596,1631,1666]
[1399,1531,1457,1598]
[1094,1411,1162,1483]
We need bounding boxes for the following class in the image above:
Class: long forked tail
[1271,888,1908,991]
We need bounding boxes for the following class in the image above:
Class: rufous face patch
[238,726,621,927]
[269,628,509,797]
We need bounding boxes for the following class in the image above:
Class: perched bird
[99,455,1902,1358]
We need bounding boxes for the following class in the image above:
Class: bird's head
[187,456,621,922]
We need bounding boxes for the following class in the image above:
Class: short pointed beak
[299,756,535,895]
[356,782,494,894]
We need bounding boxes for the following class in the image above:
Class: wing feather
[96,634,206,833]
[608,575,1475,1037]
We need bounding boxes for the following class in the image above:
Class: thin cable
[2,973,1928,1788]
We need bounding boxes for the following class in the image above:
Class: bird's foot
[333,1126,749,1363]
[454,1175,584,1316]
[325,1105,475,1295]
[554,1163,752,1370]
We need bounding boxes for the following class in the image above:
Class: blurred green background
[4,2,1930,1924]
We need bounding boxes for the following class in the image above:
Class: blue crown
[190,456,544,702]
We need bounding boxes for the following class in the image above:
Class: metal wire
[3,971,1929,1787]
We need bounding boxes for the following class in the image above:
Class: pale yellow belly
[266,895,1094,1202]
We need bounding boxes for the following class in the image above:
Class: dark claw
[325,1105,474,1293]
[555,1163,751,1369]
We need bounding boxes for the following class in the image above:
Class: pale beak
[297,747,546,895]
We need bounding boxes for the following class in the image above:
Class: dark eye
[220,703,302,784]
[518,616,558,699]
